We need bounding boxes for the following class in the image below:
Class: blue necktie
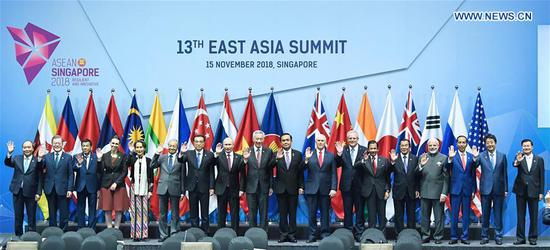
[490,153,496,169]
[168,155,174,171]
[24,157,30,173]
[196,152,201,169]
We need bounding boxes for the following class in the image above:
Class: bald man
[416,138,449,244]
[214,137,245,232]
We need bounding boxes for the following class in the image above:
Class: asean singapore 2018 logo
[7,22,100,86]
[7,23,60,84]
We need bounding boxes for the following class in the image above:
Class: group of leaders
[4,129,545,245]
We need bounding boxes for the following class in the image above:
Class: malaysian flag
[467,91,488,217]
[397,88,422,154]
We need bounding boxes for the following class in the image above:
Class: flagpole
[67,88,70,96]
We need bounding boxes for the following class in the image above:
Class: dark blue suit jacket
[335,145,366,192]
[4,155,43,197]
[449,151,477,196]
[73,153,99,193]
[43,152,74,195]
[304,149,337,195]
[477,151,508,195]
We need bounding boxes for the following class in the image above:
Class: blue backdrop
[1,0,550,236]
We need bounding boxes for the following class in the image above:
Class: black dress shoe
[461,240,470,245]
[449,240,458,245]
[306,238,316,243]
[513,240,526,245]
[158,237,168,242]
[288,236,297,243]
[480,239,489,245]
[529,240,537,245]
[495,239,503,245]
[422,238,430,243]
[434,239,442,244]
[278,238,286,243]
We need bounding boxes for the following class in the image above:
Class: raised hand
[76,154,84,165]
[304,147,313,160]
[389,149,398,162]
[448,145,456,159]
[128,141,135,152]
[215,143,223,154]
[362,150,369,160]
[276,148,283,159]
[516,151,524,162]
[180,142,188,153]
[420,153,428,166]
[243,147,251,159]
[335,141,344,155]
[156,144,164,154]
[6,140,15,154]
[95,148,103,159]
[38,147,46,158]
[471,145,479,158]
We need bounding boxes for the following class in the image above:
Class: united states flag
[467,91,488,217]
[397,89,422,153]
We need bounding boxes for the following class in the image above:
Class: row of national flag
[32,87,488,222]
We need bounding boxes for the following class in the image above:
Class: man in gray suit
[416,138,449,244]
[151,139,185,242]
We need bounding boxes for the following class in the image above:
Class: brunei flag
[146,93,167,218]
[33,92,57,220]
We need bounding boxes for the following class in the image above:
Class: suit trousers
[189,190,210,233]
[342,188,365,238]
[306,193,330,239]
[481,193,504,240]
[421,198,444,240]
[277,192,298,238]
[217,188,240,232]
[247,192,268,230]
[158,194,180,238]
[516,194,539,241]
[13,190,37,236]
[46,193,69,230]
[366,193,387,232]
[393,193,416,233]
[77,189,97,229]
[450,193,471,240]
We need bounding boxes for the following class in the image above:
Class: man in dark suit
[214,137,245,232]
[152,139,185,241]
[354,140,390,233]
[447,136,478,245]
[477,133,508,245]
[416,138,448,244]
[389,139,419,234]
[180,134,216,233]
[244,130,275,231]
[5,140,42,236]
[273,133,303,243]
[72,139,99,229]
[335,130,366,240]
[513,138,545,245]
[304,134,337,243]
[41,135,73,230]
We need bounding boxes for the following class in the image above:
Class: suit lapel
[530,157,537,174]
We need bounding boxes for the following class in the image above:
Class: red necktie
[318,150,324,168]
[227,152,232,171]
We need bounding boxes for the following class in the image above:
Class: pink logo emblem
[7,23,60,84]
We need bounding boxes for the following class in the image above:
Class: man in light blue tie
[5,140,42,236]
[477,134,508,245]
